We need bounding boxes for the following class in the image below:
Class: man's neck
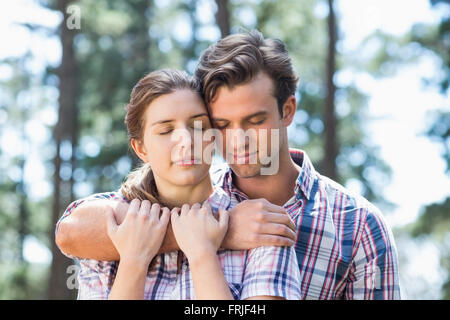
[154,173,213,209]
[233,150,301,206]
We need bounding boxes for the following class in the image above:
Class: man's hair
[195,30,299,115]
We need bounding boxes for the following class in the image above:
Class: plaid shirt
[57,186,302,300]
[210,149,401,300]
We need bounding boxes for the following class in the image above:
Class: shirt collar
[218,148,318,201]
[206,177,232,210]
[290,148,317,201]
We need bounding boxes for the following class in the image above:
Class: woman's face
[132,89,213,186]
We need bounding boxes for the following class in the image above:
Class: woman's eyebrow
[151,113,208,126]
[190,113,209,119]
[151,119,173,126]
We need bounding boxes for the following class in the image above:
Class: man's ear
[281,95,296,126]
[130,138,148,163]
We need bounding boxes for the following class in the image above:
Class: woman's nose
[171,127,193,150]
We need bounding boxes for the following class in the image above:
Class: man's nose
[228,128,250,152]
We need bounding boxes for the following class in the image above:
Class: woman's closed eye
[158,127,174,135]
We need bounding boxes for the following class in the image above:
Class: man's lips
[231,152,258,163]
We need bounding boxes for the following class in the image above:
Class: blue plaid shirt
[210,149,401,299]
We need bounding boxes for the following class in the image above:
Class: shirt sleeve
[240,245,302,300]
[55,191,130,259]
[345,207,401,300]
[77,259,118,300]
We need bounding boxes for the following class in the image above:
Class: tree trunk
[130,0,152,81]
[323,0,338,181]
[215,0,230,38]
[129,0,152,170]
[47,0,78,300]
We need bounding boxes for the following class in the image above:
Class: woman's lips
[174,158,201,166]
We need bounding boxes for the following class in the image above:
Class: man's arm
[56,197,297,261]
[56,199,178,261]
[345,208,401,299]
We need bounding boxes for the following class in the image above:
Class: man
[56,30,400,299]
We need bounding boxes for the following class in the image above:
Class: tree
[0,55,32,298]
[323,0,338,180]
[215,0,231,38]
[47,0,79,300]
[407,0,450,299]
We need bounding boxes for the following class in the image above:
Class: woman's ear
[130,138,149,163]
[281,95,296,127]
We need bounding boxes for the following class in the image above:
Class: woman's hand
[106,199,170,267]
[171,203,229,262]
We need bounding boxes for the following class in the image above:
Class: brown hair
[120,69,200,204]
[195,30,299,115]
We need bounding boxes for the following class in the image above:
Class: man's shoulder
[317,173,385,224]
[75,190,130,204]
[63,190,129,217]
[315,174,397,257]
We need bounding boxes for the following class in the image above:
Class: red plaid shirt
[209,149,401,299]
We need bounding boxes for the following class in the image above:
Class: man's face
[208,72,288,178]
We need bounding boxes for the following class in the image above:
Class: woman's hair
[120,69,200,204]
[195,30,299,116]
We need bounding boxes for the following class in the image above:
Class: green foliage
[405,0,450,299]
[426,111,450,172]
[412,197,450,238]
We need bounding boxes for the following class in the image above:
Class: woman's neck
[153,173,214,209]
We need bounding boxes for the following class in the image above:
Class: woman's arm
[106,199,170,300]
[108,259,149,300]
[171,203,233,300]
[188,251,234,300]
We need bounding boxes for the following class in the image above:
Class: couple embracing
[56,30,400,300]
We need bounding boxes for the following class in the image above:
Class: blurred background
[0,0,448,300]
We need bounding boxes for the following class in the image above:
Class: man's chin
[230,163,262,179]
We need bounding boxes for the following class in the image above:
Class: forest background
[0,0,448,299]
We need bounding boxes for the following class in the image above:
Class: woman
[75,69,301,300]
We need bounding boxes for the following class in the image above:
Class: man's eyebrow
[244,111,268,120]
[212,111,268,122]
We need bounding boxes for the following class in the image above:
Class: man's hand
[221,198,297,250]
